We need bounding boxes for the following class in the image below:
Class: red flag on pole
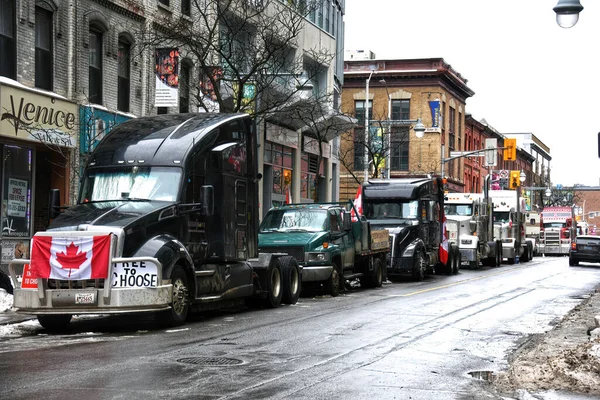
[285,186,293,204]
[439,215,449,264]
[351,186,362,222]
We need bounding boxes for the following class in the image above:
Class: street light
[553,0,584,28]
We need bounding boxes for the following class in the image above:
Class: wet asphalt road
[1,256,600,400]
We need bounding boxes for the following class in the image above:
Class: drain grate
[177,357,244,366]
[468,371,494,381]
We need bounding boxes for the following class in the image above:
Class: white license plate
[75,292,96,305]
[112,260,159,288]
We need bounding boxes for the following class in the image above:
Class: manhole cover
[177,357,243,366]
[468,371,494,381]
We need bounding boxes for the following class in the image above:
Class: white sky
[344,0,600,187]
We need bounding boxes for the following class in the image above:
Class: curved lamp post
[554,0,584,28]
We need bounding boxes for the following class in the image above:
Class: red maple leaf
[55,242,88,277]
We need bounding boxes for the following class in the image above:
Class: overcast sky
[344,0,600,187]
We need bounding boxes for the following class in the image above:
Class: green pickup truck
[258,202,390,296]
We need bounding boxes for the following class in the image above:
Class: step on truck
[9,113,302,330]
[258,201,389,296]
[444,179,503,269]
[361,177,461,281]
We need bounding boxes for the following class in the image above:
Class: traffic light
[509,170,520,189]
[503,138,517,161]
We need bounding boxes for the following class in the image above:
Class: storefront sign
[0,81,78,147]
[266,123,299,148]
[7,178,27,217]
[80,106,132,153]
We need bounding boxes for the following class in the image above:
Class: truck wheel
[452,246,460,275]
[0,269,13,295]
[165,265,190,326]
[521,243,531,262]
[371,257,384,287]
[325,261,342,297]
[264,260,283,308]
[412,250,426,281]
[37,314,72,332]
[279,256,301,305]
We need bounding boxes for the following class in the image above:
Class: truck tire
[361,257,384,288]
[264,260,283,308]
[279,256,301,305]
[521,242,532,263]
[495,241,503,267]
[0,269,13,295]
[37,314,72,332]
[452,246,460,275]
[325,261,342,297]
[165,265,190,326]
[412,250,426,281]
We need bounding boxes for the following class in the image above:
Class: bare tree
[139,0,333,119]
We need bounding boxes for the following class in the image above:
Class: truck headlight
[307,252,329,262]
[461,239,472,245]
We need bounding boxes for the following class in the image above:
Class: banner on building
[155,48,179,107]
[429,99,441,128]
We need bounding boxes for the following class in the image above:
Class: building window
[157,107,168,114]
[354,100,373,171]
[117,38,131,112]
[89,27,103,105]
[391,99,410,120]
[35,7,53,90]
[265,142,294,198]
[391,127,409,171]
[458,112,462,151]
[179,62,190,113]
[301,153,321,201]
[158,0,169,6]
[181,0,190,15]
[448,107,456,150]
[0,0,16,79]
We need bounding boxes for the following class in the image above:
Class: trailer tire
[412,250,426,281]
[37,314,72,332]
[325,261,342,297]
[279,256,301,305]
[165,265,190,327]
[264,259,283,308]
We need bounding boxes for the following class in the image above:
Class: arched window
[118,36,131,112]
[35,5,53,90]
[0,0,16,79]
[179,60,191,113]
[89,25,103,104]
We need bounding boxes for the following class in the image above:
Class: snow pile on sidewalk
[0,289,13,312]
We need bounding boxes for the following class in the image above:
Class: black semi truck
[9,113,301,330]
[362,177,460,281]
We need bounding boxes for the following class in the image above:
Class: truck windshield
[364,200,418,220]
[79,167,182,203]
[493,211,510,223]
[445,204,473,216]
[259,209,327,232]
[544,222,566,229]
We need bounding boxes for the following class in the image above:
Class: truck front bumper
[12,286,173,315]
[301,265,333,282]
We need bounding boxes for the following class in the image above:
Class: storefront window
[264,142,293,196]
[301,153,322,201]
[2,145,32,238]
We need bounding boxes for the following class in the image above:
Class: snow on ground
[0,288,13,312]
[0,319,40,337]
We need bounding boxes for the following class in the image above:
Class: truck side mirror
[342,211,352,231]
[201,185,214,216]
[48,189,61,219]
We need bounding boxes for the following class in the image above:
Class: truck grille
[47,279,104,289]
[544,230,561,246]
[259,247,304,262]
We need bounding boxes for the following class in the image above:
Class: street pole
[363,70,374,182]
[386,91,391,180]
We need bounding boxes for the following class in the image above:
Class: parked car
[569,235,600,266]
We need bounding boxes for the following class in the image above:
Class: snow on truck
[8,113,302,330]
[444,190,503,269]
[258,201,389,297]
[539,206,575,256]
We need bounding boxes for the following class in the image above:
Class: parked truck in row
[9,113,302,330]
[258,201,389,296]
[488,189,535,264]
[361,177,461,281]
[539,206,575,256]
[444,189,503,269]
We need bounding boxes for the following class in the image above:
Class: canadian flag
[285,186,293,204]
[351,185,363,222]
[439,215,449,264]
[30,234,112,280]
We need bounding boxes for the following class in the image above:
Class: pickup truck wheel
[325,262,341,297]
[165,265,190,326]
[412,251,425,281]
[371,257,383,287]
[279,256,301,305]
[264,260,283,308]
[37,314,72,332]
